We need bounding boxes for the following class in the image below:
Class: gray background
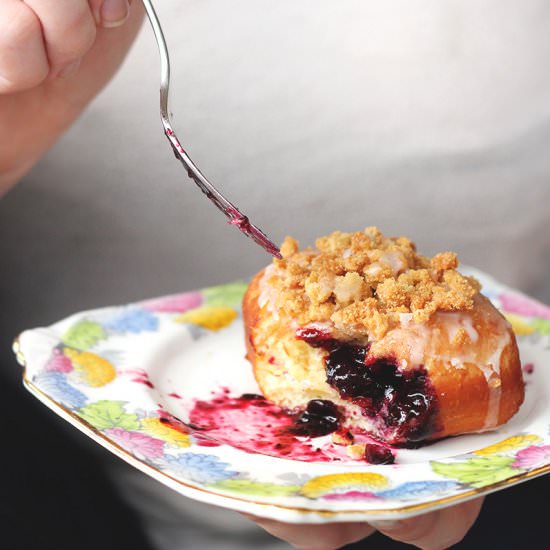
[1,1,549,549]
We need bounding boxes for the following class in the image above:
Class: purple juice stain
[296,327,439,444]
[188,392,346,461]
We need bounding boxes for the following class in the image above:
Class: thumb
[241,513,376,550]
[89,0,133,29]
[369,497,484,550]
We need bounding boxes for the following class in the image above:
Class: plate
[14,268,550,523]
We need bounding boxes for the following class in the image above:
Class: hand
[0,0,144,193]
[244,497,484,550]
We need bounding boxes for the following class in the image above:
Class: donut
[243,227,524,446]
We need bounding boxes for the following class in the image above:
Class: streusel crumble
[269,227,480,340]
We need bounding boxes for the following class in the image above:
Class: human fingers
[0,0,134,94]
[370,497,484,550]
[241,514,375,550]
[23,0,98,78]
[0,0,49,93]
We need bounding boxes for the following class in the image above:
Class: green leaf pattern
[62,320,106,350]
[203,282,248,307]
[530,318,550,335]
[431,456,523,488]
[78,400,139,431]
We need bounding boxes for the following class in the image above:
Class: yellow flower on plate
[503,314,536,336]
[140,417,191,447]
[300,472,389,499]
[64,348,116,387]
[473,435,542,456]
[175,306,238,331]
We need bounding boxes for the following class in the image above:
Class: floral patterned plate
[14,268,550,523]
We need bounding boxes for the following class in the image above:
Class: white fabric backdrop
[1,1,550,548]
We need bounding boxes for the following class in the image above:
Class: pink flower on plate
[499,292,550,320]
[44,349,73,373]
[322,491,379,501]
[140,292,203,313]
[105,428,165,460]
[512,445,550,470]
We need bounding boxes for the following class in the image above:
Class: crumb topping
[265,227,480,340]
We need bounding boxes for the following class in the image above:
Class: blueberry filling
[364,443,395,465]
[289,399,342,437]
[296,328,439,443]
[325,345,371,400]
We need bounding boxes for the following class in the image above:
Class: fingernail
[100,0,130,28]
[57,59,81,79]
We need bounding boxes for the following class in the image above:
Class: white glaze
[318,277,334,298]
[379,251,407,275]
[399,312,414,324]
[479,330,510,430]
[438,312,479,344]
[383,319,435,366]
[406,324,434,365]
[395,307,509,430]
[302,321,333,333]
[364,263,383,277]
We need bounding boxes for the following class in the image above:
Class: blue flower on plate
[105,308,159,333]
[159,453,238,484]
[34,371,88,409]
[376,481,459,500]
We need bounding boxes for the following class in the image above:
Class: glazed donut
[243,227,524,446]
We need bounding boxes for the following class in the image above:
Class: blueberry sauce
[289,399,342,437]
[296,327,439,445]
[184,391,398,463]
[364,444,395,465]
[227,209,252,231]
[126,369,155,389]
[241,393,265,400]
[188,392,348,461]
[325,345,370,401]
[225,207,282,259]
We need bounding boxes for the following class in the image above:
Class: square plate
[14,268,550,523]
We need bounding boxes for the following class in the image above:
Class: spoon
[142,0,281,258]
